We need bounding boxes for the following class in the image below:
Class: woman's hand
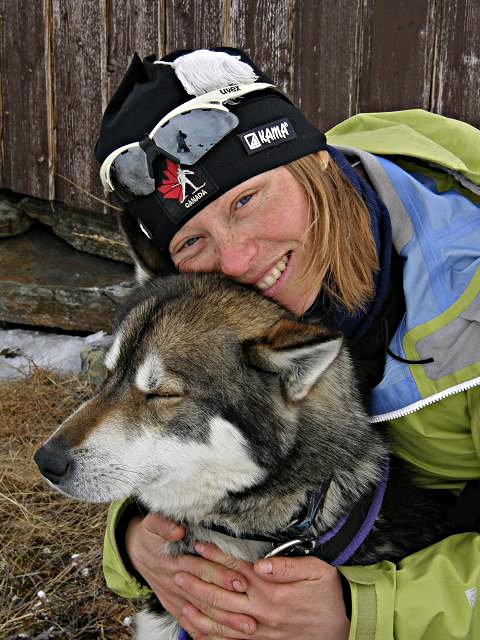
[125,514,256,638]
[176,542,351,640]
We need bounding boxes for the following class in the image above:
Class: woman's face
[169,166,320,315]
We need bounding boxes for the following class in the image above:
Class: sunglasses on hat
[99,82,279,202]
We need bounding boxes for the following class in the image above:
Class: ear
[246,319,343,402]
[118,210,176,284]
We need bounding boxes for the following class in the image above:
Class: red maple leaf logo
[157,159,182,202]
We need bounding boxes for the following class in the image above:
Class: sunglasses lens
[152,109,239,166]
[111,147,155,201]
[107,109,239,201]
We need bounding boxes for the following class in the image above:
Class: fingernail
[167,525,181,539]
[232,579,245,592]
[242,623,253,634]
[194,541,205,553]
[257,560,273,574]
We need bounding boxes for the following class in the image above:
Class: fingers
[254,555,333,583]
[174,572,250,615]
[179,602,255,639]
[194,542,255,579]
[178,552,249,593]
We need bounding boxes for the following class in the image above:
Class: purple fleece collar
[329,457,390,566]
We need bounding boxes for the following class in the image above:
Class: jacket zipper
[369,376,480,423]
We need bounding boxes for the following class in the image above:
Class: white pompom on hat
[155,49,259,96]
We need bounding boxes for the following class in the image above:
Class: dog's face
[35,274,347,519]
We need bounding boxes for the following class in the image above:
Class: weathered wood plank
[107,0,162,101]
[165,0,226,51]
[52,0,105,212]
[0,0,51,199]
[231,0,292,94]
[431,0,480,127]
[292,0,362,131]
[357,0,436,114]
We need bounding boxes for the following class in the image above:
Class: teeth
[255,253,290,291]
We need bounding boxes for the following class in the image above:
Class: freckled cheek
[257,212,308,244]
[258,194,309,240]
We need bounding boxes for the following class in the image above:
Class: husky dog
[35,224,451,639]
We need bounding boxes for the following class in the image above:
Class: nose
[217,239,258,278]
[34,440,73,484]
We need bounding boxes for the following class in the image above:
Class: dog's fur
[35,219,452,639]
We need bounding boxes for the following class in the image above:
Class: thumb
[253,555,331,582]
[143,512,186,541]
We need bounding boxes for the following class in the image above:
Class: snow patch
[0,328,112,379]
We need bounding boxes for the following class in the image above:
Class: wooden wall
[1,0,479,214]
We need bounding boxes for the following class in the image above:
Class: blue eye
[235,194,253,209]
[185,237,199,247]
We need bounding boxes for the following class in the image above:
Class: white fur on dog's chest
[135,609,178,640]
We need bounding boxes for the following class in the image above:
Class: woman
[96,48,480,639]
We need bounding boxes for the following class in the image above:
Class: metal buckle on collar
[264,538,316,559]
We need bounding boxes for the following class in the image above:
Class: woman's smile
[254,251,290,291]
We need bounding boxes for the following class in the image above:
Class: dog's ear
[118,210,176,283]
[246,319,343,402]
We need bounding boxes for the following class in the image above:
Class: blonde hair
[287,152,379,313]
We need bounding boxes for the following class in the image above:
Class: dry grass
[0,367,136,639]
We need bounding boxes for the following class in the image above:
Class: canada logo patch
[238,118,297,155]
[155,159,218,224]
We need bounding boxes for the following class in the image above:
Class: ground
[0,366,136,639]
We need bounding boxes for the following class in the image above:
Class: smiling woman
[94,46,480,640]
[169,154,377,317]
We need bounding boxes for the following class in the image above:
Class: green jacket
[103,110,480,638]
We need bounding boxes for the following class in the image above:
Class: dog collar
[204,457,390,565]
[273,456,390,565]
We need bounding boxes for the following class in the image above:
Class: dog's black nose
[34,440,72,484]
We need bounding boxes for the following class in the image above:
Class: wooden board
[165,0,226,51]
[292,0,362,131]
[0,0,51,199]
[107,0,162,101]
[51,0,105,211]
[231,0,293,94]
[357,0,436,114]
[431,0,480,127]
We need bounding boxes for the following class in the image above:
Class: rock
[0,226,134,332]
[19,196,131,263]
[80,340,112,391]
[0,192,33,237]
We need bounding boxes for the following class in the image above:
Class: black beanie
[95,47,327,252]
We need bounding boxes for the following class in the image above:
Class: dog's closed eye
[144,385,185,402]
